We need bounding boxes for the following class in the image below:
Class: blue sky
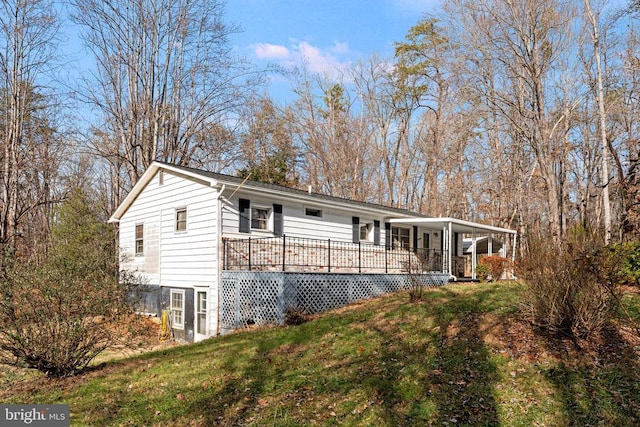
[225,0,444,102]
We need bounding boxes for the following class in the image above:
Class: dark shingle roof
[157,161,429,218]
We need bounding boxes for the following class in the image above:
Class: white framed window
[360,223,373,242]
[170,289,185,329]
[135,223,144,255]
[251,206,271,230]
[392,227,410,249]
[175,207,187,232]
[305,207,323,218]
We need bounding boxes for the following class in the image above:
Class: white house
[109,162,516,342]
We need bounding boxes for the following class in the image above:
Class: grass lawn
[2,281,640,426]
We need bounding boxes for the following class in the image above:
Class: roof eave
[221,181,423,218]
[387,217,516,235]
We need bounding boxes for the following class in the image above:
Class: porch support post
[446,222,453,277]
[471,228,477,281]
[442,225,445,274]
[488,232,493,256]
[512,233,517,263]
[442,221,453,276]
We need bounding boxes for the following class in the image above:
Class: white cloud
[253,43,290,59]
[251,40,352,77]
[331,41,350,55]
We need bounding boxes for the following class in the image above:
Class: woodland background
[2,0,640,263]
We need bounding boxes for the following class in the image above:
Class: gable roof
[108,161,430,223]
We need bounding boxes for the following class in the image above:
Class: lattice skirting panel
[220,272,449,332]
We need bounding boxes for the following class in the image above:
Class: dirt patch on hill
[479,312,640,367]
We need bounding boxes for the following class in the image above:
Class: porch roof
[387,217,516,235]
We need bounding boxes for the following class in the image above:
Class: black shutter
[352,216,360,243]
[413,226,418,252]
[385,222,391,248]
[454,232,459,256]
[373,220,380,245]
[239,198,250,233]
[273,204,283,236]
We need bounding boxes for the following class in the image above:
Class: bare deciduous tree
[0,0,62,258]
[583,0,613,243]
[446,0,578,240]
[289,70,374,201]
[72,0,257,207]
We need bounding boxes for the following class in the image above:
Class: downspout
[158,210,163,310]
[215,184,226,336]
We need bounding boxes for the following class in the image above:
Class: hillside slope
[2,281,640,426]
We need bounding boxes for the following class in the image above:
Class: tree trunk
[584,0,612,243]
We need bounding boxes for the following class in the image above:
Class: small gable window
[175,208,187,231]
[135,223,144,255]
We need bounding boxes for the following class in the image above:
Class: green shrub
[608,242,640,286]
[475,262,491,281]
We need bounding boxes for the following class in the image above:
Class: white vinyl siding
[221,193,387,244]
[118,170,219,290]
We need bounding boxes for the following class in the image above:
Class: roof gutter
[387,217,516,235]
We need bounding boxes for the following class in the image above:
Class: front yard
[1,281,640,426]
